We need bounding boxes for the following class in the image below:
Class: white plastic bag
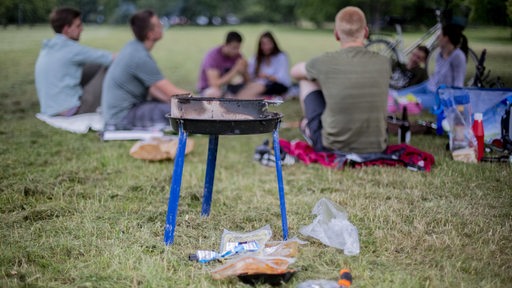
[299,198,360,256]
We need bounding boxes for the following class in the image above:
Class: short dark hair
[50,7,81,33]
[130,10,155,42]
[416,45,430,59]
[225,31,242,44]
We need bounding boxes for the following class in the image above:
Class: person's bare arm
[206,58,247,88]
[290,62,308,80]
[149,79,189,102]
[238,58,250,83]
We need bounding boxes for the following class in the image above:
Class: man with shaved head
[291,7,391,153]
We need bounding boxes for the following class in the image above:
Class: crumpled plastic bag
[299,198,360,256]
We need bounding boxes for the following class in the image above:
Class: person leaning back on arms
[290,6,391,154]
[35,7,115,116]
[101,9,189,131]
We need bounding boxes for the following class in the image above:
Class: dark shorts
[304,90,327,152]
[263,82,288,96]
[226,83,245,95]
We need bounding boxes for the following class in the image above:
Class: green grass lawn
[1,24,511,287]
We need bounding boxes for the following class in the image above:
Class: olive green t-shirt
[306,46,391,153]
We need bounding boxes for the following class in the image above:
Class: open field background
[1,24,512,287]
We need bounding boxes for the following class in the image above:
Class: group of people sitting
[197,30,292,100]
[35,7,292,131]
[392,23,469,110]
[35,6,469,156]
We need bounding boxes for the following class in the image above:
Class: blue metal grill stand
[163,120,288,245]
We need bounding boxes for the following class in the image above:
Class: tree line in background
[1,0,511,29]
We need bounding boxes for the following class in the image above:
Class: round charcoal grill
[167,94,283,135]
[163,94,288,246]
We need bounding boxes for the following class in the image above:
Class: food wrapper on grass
[129,136,194,161]
[210,255,295,280]
[220,225,272,255]
[264,237,307,258]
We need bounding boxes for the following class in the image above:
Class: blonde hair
[335,6,367,43]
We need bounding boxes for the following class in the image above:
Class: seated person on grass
[236,31,292,99]
[196,31,249,98]
[290,6,391,154]
[396,24,468,109]
[35,7,115,116]
[101,9,189,131]
[390,45,430,90]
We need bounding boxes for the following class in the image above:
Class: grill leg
[201,134,219,216]
[164,122,188,245]
[273,128,288,240]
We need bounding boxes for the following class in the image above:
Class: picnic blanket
[279,139,435,172]
[36,112,103,134]
[35,112,167,140]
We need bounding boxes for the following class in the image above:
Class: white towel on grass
[35,112,104,134]
[35,113,168,140]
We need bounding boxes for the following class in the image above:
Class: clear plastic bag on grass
[299,198,360,256]
[220,224,272,255]
[264,237,307,258]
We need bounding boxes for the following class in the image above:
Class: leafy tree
[241,0,295,23]
[2,0,511,27]
[508,0,512,22]
[468,0,509,25]
[294,0,351,27]
[0,0,16,26]
[0,0,57,26]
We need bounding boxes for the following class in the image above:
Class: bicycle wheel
[365,39,400,63]
[426,47,479,87]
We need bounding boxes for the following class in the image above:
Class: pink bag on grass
[388,92,423,115]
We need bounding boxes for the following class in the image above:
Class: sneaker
[253,139,271,161]
[259,150,296,167]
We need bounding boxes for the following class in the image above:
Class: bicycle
[365,8,479,87]
[471,49,506,88]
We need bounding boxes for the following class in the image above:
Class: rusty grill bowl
[167,95,283,135]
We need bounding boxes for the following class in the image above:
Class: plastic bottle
[398,106,411,144]
[297,269,352,288]
[296,280,339,288]
[472,113,485,161]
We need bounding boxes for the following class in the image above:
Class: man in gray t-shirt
[291,7,391,153]
[102,9,188,130]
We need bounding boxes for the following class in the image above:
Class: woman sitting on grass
[395,23,469,110]
[236,31,291,99]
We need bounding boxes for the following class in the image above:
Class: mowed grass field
[0,24,511,287]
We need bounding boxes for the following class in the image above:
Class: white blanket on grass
[36,112,103,134]
[35,113,167,140]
